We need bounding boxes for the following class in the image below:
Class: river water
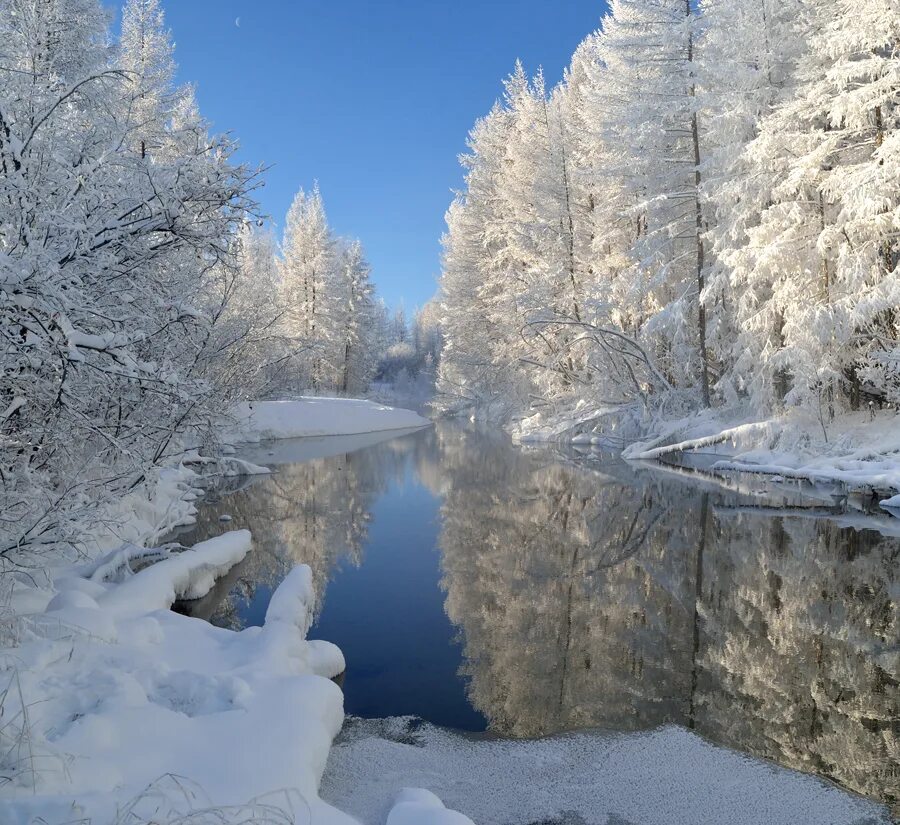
[174,423,899,813]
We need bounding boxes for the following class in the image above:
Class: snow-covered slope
[226,397,431,442]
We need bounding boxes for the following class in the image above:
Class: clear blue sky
[153,1,605,310]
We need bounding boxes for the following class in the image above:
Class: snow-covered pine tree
[698,0,812,407]
[809,0,900,406]
[279,184,338,391]
[336,239,377,395]
[503,70,590,403]
[560,33,674,409]
[436,99,533,418]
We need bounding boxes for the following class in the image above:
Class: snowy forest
[437,0,900,428]
[0,0,441,562]
[0,0,898,823]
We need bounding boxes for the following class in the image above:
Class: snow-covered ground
[225,397,431,443]
[324,717,892,825]
[0,533,359,825]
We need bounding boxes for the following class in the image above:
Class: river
[173,423,899,815]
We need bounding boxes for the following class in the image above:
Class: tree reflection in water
[181,424,898,811]
[437,427,898,811]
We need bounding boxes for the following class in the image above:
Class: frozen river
[176,423,899,819]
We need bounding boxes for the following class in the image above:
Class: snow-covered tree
[726,0,900,412]
[698,0,813,406]
[436,100,532,418]
[437,62,596,417]
[335,240,377,394]
[119,0,175,158]
[278,184,338,391]
[204,223,291,400]
[589,0,711,407]
[277,185,381,395]
[0,0,255,559]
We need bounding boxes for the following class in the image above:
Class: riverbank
[224,397,432,443]
[0,398,456,825]
[324,717,890,825]
[1,405,894,824]
[515,405,900,515]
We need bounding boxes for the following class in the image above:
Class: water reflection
[177,430,425,625]
[183,424,899,811]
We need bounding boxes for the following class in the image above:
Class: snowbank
[621,409,900,511]
[98,530,252,616]
[0,538,358,825]
[225,397,431,443]
[323,717,892,825]
[518,404,900,515]
[239,426,428,468]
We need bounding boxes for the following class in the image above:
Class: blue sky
[155,1,604,310]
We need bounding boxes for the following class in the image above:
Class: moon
[235,16,241,27]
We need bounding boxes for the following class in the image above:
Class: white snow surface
[621,410,900,506]
[98,530,252,616]
[323,718,892,825]
[0,536,358,825]
[226,397,431,443]
[879,492,900,511]
[386,788,475,825]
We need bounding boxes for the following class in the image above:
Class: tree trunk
[342,341,351,394]
[687,1,711,408]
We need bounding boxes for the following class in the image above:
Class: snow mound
[99,531,252,616]
[226,397,431,443]
[0,545,356,825]
[322,717,892,825]
[387,788,475,825]
[880,493,900,512]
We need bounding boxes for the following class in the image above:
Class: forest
[437,0,899,434]
[0,0,440,563]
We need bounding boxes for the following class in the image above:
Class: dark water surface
[175,424,900,811]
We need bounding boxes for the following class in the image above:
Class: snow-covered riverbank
[0,535,356,825]
[0,398,458,825]
[1,398,894,824]
[325,717,892,825]
[516,406,900,515]
[225,397,431,443]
